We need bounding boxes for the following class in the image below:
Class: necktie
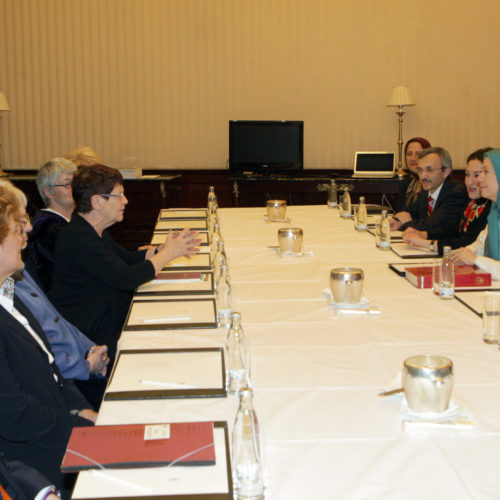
[428,196,434,215]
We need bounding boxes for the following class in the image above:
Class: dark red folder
[405,265,491,289]
[61,421,215,472]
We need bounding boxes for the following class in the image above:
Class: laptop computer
[352,151,396,178]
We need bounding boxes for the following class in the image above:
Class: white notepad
[125,298,217,330]
[155,219,208,231]
[136,272,214,295]
[106,349,224,393]
[162,252,211,270]
[159,208,208,220]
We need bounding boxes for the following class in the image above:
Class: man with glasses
[390,147,467,240]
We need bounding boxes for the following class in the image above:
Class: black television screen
[229,120,303,172]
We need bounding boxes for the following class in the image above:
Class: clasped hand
[86,345,109,377]
[450,247,477,265]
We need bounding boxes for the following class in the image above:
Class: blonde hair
[0,180,27,244]
[65,146,102,167]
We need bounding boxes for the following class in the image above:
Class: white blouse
[466,223,500,280]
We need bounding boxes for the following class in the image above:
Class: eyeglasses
[415,167,445,175]
[53,183,72,188]
[100,192,126,199]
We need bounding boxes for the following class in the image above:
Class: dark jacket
[0,454,52,500]
[396,174,421,214]
[0,298,92,490]
[50,214,155,359]
[399,177,468,240]
[26,210,68,293]
[436,198,491,254]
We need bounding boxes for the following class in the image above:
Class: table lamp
[386,85,415,178]
[0,92,10,177]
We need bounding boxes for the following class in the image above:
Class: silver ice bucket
[329,267,364,304]
[267,200,287,221]
[278,227,303,254]
[403,354,453,413]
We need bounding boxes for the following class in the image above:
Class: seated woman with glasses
[50,165,201,362]
[451,149,500,279]
[0,181,96,495]
[26,158,77,292]
[402,148,492,255]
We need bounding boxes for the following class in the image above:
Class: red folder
[61,421,215,472]
[405,265,491,289]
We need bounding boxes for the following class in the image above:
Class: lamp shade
[386,85,415,107]
[0,92,10,111]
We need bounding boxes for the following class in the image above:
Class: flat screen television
[229,120,304,173]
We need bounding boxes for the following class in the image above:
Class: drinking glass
[482,293,500,344]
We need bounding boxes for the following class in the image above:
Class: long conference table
[73,205,500,499]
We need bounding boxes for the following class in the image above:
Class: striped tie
[428,196,434,215]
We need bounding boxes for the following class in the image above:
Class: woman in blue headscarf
[451,149,500,278]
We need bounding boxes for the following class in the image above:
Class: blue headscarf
[484,150,500,260]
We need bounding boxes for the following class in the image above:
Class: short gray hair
[36,158,77,205]
[418,147,453,171]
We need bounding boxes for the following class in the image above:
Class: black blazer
[0,298,92,490]
[50,214,155,359]
[436,199,491,254]
[399,177,468,240]
[396,174,421,214]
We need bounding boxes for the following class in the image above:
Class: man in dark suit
[390,147,468,240]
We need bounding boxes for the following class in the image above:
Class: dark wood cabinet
[231,171,402,209]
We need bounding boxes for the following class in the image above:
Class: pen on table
[336,307,381,316]
[139,380,198,389]
[142,316,191,323]
[378,387,404,397]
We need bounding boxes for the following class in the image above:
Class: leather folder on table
[390,242,438,259]
[61,421,215,471]
[158,208,208,220]
[104,347,226,400]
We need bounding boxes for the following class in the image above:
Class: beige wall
[0,0,499,170]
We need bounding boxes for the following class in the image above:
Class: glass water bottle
[208,204,218,234]
[439,246,455,299]
[207,186,217,208]
[327,179,338,208]
[232,387,265,500]
[213,239,227,285]
[340,188,351,218]
[377,210,391,250]
[217,265,232,327]
[356,196,368,230]
[226,312,249,394]
[211,222,222,260]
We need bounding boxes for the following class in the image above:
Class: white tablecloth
[75,205,500,499]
